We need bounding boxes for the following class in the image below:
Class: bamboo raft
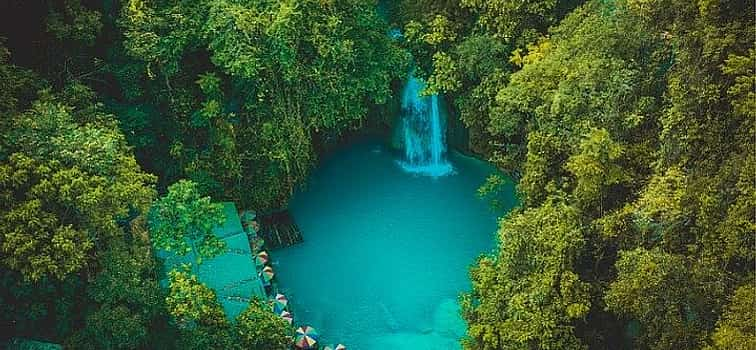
[257,210,303,249]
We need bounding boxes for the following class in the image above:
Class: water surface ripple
[273,140,517,349]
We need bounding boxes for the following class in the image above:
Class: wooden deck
[257,210,303,249]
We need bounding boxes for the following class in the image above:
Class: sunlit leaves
[148,180,226,260]
[165,268,240,349]
[460,0,754,348]
[0,181,91,281]
[463,199,589,350]
[518,131,566,206]
[166,269,227,329]
[721,48,756,120]
[605,248,723,349]
[633,167,686,243]
[706,283,756,350]
[509,37,553,68]
[235,299,292,350]
[566,128,627,213]
[426,52,461,94]
[0,92,156,281]
[461,0,558,40]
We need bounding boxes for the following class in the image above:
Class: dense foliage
[0,55,168,347]
[235,298,293,350]
[165,269,292,349]
[395,0,754,348]
[0,0,396,346]
[0,0,753,349]
[148,179,226,260]
[118,0,407,209]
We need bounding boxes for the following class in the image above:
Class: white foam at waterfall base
[397,161,455,177]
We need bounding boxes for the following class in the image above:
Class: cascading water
[398,70,453,176]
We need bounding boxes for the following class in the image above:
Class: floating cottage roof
[157,202,266,319]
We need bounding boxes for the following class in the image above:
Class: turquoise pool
[273,139,517,349]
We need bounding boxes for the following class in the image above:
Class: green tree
[462,199,590,349]
[166,269,235,349]
[166,269,226,329]
[0,158,92,281]
[0,43,41,118]
[148,180,226,260]
[460,1,754,347]
[605,248,725,349]
[0,46,164,345]
[460,0,562,42]
[0,91,156,281]
[235,299,292,350]
[119,0,408,209]
[184,72,242,198]
[46,0,102,46]
[518,131,567,207]
[66,232,170,349]
[566,128,627,214]
[66,304,149,349]
[631,167,688,251]
[706,283,756,350]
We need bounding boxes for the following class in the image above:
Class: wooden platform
[257,210,303,249]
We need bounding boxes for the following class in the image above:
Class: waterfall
[398,70,453,176]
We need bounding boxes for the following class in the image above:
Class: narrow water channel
[272,140,517,349]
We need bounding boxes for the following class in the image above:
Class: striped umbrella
[323,345,346,350]
[274,293,288,307]
[273,293,288,312]
[295,326,319,349]
[261,266,275,282]
[279,310,293,324]
[255,251,269,266]
[251,237,265,252]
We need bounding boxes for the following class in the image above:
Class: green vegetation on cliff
[0,0,753,348]
[395,0,754,348]
[0,0,400,347]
